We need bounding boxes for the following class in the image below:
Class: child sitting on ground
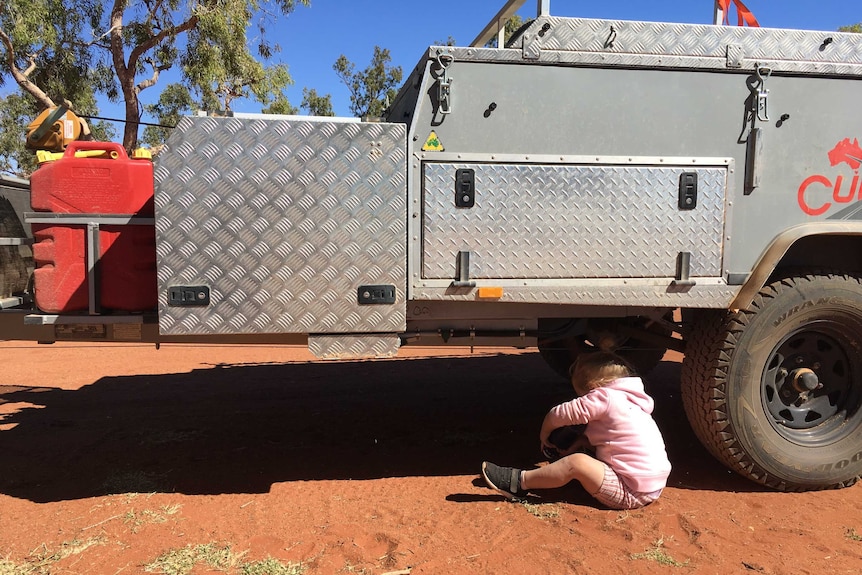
[482,351,671,510]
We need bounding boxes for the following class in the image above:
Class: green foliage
[333,46,402,119]
[300,87,334,116]
[262,94,299,115]
[2,0,311,155]
[183,1,305,115]
[433,35,457,47]
[142,83,195,148]
[0,93,37,176]
[0,0,114,175]
[840,23,862,33]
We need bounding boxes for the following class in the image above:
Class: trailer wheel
[681,272,862,490]
[538,317,669,380]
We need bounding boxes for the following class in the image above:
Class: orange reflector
[478,286,504,299]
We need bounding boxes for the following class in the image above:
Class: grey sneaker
[481,461,527,500]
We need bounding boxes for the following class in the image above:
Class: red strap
[717,0,760,27]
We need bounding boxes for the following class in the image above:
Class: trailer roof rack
[470,0,550,48]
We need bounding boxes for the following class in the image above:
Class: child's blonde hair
[569,351,635,395]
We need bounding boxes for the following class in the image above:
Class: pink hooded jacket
[543,376,671,493]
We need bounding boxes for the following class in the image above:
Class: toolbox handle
[62,141,128,160]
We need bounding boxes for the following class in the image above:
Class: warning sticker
[421,131,444,152]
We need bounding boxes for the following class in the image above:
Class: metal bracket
[671,252,697,287]
[726,44,744,68]
[451,250,476,288]
[0,237,33,246]
[25,213,155,316]
[523,24,548,59]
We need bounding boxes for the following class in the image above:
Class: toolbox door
[154,116,407,336]
[421,161,727,280]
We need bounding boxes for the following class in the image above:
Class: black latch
[357,285,396,305]
[678,172,698,210]
[168,286,210,306]
[455,168,475,208]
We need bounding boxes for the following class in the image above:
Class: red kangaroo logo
[798,139,862,216]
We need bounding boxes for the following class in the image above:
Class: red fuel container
[30,141,154,215]
[31,223,157,313]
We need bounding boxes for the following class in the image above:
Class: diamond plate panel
[412,284,738,309]
[308,334,400,359]
[536,16,862,63]
[155,116,406,335]
[422,163,725,279]
[447,16,862,76]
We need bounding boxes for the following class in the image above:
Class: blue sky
[104,0,860,126]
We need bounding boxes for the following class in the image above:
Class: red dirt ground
[1,340,860,574]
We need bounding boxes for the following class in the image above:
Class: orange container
[30,141,154,215]
[31,223,157,313]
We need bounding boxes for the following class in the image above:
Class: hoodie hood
[603,376,655,414]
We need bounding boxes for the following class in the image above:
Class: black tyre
[682,272,862,490]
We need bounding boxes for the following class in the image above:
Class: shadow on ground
[0,352,757,502]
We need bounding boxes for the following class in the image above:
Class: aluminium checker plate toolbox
[154,116,407,336]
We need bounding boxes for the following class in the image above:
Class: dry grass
[0,536,106,575]
[631,536,689,567]
[123,503,182,533]
[521,501,561,519]
[144,543,304,575]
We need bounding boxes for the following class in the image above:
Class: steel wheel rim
[761,321,862,446]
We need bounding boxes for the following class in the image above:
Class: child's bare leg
[521,452,606,494]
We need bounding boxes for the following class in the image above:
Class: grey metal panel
[308,334,401,359]
[422,162,726,279]
[443,15,862,76]
[154,116,407,336]
[411,284,737,309]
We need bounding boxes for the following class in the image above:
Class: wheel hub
[763,329,856,438]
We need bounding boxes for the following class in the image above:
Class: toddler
[482,351,671,510]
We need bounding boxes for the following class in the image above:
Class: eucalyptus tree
[333,46,402,119]
[0,0,113,175]
[105,0,309,150]
[1,0,310,156]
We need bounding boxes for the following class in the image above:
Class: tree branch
[126,14,198,74]
[0,26,55,108]
[135,58,171,92]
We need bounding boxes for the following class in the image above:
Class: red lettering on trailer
[798,140,862,216]
[798,175,832,216]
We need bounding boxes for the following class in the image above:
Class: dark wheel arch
[538,316,671,381]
